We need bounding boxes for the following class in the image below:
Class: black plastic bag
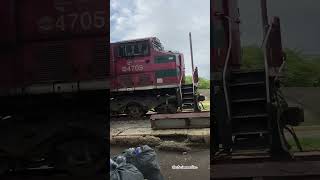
[123,145,164,180]
[110,158,144,180]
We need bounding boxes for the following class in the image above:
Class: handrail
[179,72,183,107]
[275,60,286,81]
[222,17,233,122]
[261,24,273,104]
[192,70,195,99]
[189,33,196,103]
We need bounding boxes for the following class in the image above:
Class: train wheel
[54,137,105,176]
[126,103,144,118]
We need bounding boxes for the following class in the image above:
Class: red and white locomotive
[110,37,204,118]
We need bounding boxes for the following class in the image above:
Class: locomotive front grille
[139,74,150,86]
[37,42,70,83]
[94,39,108,79]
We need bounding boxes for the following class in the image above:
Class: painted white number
[55,11,105,31]
[94,11,106,28]
[56,15,65,31]
[68,13,78,30]
[80,12,92,30]
[121,65,144,72]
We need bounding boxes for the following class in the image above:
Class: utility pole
[260,0,269,37]
[189,32,195,74]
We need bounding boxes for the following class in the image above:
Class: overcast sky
[239,0,320,55]
[110,0,320,79]
[110,0,210,79]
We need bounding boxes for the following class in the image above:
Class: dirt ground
[110,115,210,179]
[110,146,210,180]
[109,87,319,179]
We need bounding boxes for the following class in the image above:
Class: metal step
[231,70,266,85]
[182,105,194,109]
[183,99,194,104]
[182,93,194,98]
[232,130,269,136]
[230,84,266,100]
[231,69,265,74]
[232,98,266,103]
[231,100,267,117]
[230,81,265,87]
[182,87,193,90]
[182,97,194,100]
[232,113,268,119]
[183,92,194,95]
[183,102,194,105]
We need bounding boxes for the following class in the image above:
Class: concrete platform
[112,127,210,138]
[111,127,210,146]
[150,111,210,130]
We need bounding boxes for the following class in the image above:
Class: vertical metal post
[260,0,271,103]
[189,32,197,111]
[260,0,269,37]
[189,32,195,76]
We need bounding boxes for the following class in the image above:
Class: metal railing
[261,24,273,104]
[179,73,183,107]
[189,33,196,100]
[275,60,286,82]
[222,17,233,123]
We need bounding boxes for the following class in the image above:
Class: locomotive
[110,37,205,118]
[0,0,108,175]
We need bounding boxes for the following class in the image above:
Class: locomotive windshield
[152,38,164,51]
[118,40,149,57]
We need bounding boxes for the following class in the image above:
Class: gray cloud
[239,0,320,54]
[110,0,210,79]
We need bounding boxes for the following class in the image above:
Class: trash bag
[123,145,164,180]
[110,158,144,180]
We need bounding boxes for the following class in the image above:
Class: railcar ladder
[219,12,273,152]
[179,32,200,112]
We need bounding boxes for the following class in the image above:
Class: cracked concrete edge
[111,127,210,137]
[110,134,210,148]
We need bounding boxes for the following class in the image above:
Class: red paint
[212,0,241,72]
[17,0,108,41]
[110,37,185,90]
[20,37,107,85]
[0,54,14,88]
[0,0,16,45]
[268,17,285,67]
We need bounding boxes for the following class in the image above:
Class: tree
[184,75,210,89]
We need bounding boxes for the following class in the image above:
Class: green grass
[241,46,320,87]
[200,100,210,111]
[288,137,320,152]
[185,76,210,89]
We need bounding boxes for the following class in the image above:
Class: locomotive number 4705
[121,65,144,72]
[56,11,105,31]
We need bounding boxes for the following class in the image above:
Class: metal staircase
[181,84,197,110]
[216,13,274,151]
[228,69,270,150]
